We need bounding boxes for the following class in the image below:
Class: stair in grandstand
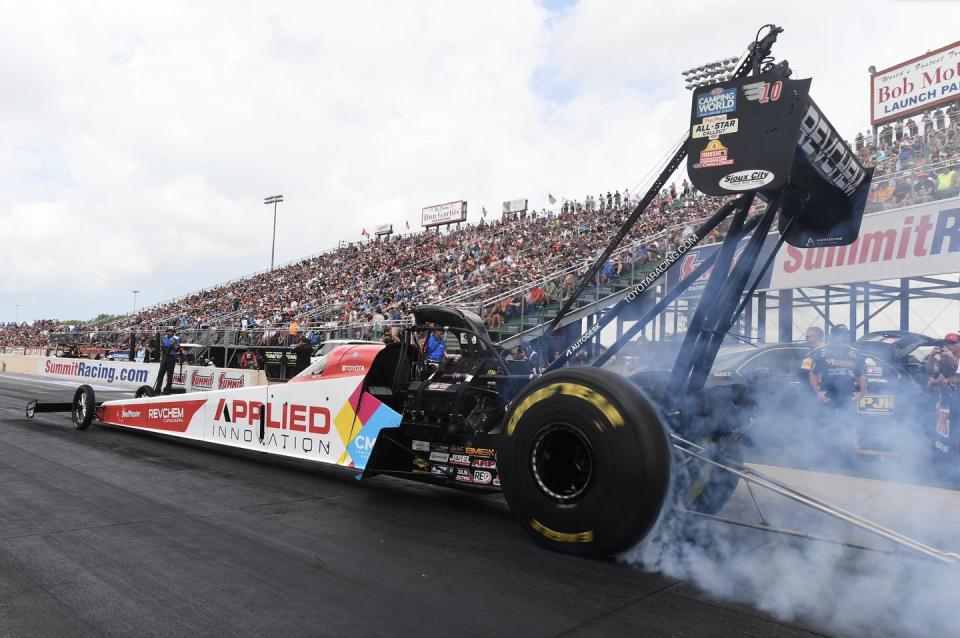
[481,256,664,348]
[452,225,678,348]
[87,312,129,329]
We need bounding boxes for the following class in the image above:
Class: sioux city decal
[719,169,775,191]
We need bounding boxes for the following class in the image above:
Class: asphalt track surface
[0,375,827,638]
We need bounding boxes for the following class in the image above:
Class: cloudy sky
[2,0,958,322]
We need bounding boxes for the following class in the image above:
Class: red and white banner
[771,198,960,289]
[871,40,960,125]
[674,198,960,293]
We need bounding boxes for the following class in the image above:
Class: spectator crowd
[3,101,960,354]
[857,101,960,211]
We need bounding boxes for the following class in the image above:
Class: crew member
[292,336,313,375]
[808,325,867,408]
[798,326,825,386]
[423,326,446,362]
[155,327,181,395]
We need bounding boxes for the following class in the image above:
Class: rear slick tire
[72,385,96,431]
[498,367,672,557]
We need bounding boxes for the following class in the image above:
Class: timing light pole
[264,194,284,271]
[681,56,740,90]
[15,304,19,324]
[132,290,140,315]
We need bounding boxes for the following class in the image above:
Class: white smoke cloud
[621,379,960,637]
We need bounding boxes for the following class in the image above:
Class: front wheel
[72,385,96,430]
[498,367,671,557]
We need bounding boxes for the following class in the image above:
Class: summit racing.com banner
[41,359,152,386]
[37,357,264,391]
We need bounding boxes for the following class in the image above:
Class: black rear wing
[687,73,873,248]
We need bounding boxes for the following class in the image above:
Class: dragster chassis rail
[672,434,960,565]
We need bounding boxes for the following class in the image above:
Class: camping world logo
[695,87,737,118]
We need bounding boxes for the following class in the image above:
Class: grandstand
[2,101,959,366]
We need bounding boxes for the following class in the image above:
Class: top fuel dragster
[26,25,960,563]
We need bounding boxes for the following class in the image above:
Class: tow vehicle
[27,25,960,563]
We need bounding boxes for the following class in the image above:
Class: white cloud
[1,0,958,320]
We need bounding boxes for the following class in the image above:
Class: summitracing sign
[36,357,264,390]
[668,198,960,294]
[870,40,960,125]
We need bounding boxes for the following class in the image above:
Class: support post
[824,286,831,334]
[862,283,870,335]
[849,283,858,334]
[900,278,909,331]
[757,291,767,343]
[778,288,793,343]
[743,294,753,340]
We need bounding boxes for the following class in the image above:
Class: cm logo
[353,435,376,451]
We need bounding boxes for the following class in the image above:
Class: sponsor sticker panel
[718,169,775,191]
[695,87,737,117]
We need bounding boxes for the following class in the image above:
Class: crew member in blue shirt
[423,326,446,362]
[808,325,866,408]
[155,327,181,394]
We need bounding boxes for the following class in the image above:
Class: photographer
[927,333,960,445]
[154,327,181,395]
[293,336,313,375]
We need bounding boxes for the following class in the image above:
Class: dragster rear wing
[545,24,873,379]
[686,72,873,248]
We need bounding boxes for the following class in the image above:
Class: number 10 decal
[759,80,783,103]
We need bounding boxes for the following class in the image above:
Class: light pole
[132,290,140,315]
[15,304,19,324]
[681,56,740,91]
[264,194,284,270]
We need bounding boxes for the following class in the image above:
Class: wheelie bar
[671,434,960,565]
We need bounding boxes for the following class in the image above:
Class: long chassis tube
[671,434,960,565]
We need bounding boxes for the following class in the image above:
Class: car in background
[707,334,934,457]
